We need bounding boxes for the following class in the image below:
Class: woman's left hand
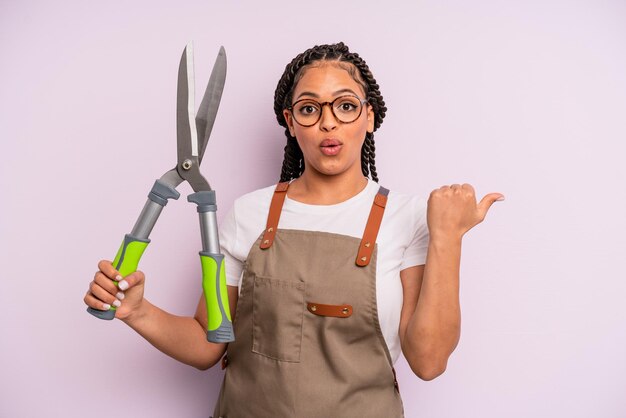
[426,183,504,241]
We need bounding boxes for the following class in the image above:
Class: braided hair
[274,42,387,182]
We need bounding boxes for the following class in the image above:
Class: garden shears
[86,43,235,343]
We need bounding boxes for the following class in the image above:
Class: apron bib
[212,182,404,418]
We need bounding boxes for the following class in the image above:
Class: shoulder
[228,183,277,235]
[232,183,276,209]
[378,186,428,236]
[381,185,428,220]
[389,189,427,211]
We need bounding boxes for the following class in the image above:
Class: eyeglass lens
[291,95,364,126]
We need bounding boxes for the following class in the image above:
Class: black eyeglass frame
[287,95,369,127]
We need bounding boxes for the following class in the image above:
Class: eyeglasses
[288,95,368,127]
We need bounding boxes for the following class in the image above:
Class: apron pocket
[252,275,304,362]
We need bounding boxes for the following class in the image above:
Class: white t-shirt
[219,179,429,364]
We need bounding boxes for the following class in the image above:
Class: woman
[84,42,504,417]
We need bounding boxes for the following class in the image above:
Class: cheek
[352,118,371,139]
[293,127,310,144]
[294,131,314,152]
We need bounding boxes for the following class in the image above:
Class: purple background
[1,1,625,416]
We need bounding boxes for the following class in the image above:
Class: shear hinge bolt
[182,159,193,170]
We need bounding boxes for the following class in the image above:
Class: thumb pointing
[478,193,505,218]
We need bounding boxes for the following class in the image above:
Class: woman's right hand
[84,260,146,321]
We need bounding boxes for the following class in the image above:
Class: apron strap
[356,186,389,267]
[260,182,389,261]
[260,182,290,249]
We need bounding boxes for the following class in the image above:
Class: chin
[315,166,351,178]
[313,160,341,173]
[305,157,359,178]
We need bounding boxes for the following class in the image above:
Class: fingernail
[115,275,123,282]
[496,196,505,201]
[102,303,111,310]
[116,292,125,300]
[112,299,122,308]
[118,280,129,291]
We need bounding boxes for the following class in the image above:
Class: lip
[319,139,343,156]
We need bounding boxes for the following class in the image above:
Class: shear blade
[177,44,227,168]
[176,42,198,165]
[175,42,226,192]
[196,46,227,165]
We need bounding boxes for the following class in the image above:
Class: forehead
[292,62,366,99]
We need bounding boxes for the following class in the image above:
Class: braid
[274,42,387,182]
[361,133,379,182]
[361,138,370,179]
[279,130,304,182]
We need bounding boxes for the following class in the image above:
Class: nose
[318,103,338,132]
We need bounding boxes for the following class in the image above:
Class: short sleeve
[219,204,244,287]
[400,197,430,269]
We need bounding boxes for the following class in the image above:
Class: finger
[93,271,120,294]
[97,260,122,281]
[88,281,121,308]
[84,291,113,311]
[477,193,505,219]
[450,184,461,189]
[117,270,146,291]
[460,183,476,201]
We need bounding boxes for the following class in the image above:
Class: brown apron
[212,182,404,418]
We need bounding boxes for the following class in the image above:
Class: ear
[283,109,296,137]
[366,104,375,133]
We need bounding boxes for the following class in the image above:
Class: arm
[123,284,239,371]
[399,238,461,381]
[399,183,503,380]
[84,260,238,370]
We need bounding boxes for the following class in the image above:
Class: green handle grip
[200,252,234,343]
[87,234,150,320]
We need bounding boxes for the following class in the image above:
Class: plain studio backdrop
[1,1,625,417]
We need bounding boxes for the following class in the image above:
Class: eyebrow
[295,88,360,101]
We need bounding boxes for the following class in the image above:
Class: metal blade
[175,42,212,192]
[177,42,199,167]
[195,46,227,165]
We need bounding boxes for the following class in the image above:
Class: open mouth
[320,139,342,156]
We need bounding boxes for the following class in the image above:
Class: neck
[288,168,369,205]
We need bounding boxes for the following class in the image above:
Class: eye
[295,101,320,115]
[340,102,357,111]
[335,97,360,113]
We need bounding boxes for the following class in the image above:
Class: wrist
[121,299,151,328]
[428,232,463,247]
